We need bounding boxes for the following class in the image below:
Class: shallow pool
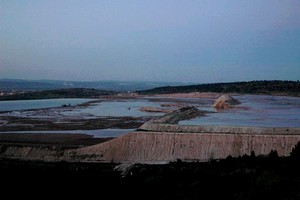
[0,98,94,112]
[179,95,300,128]
[63,99,165,117]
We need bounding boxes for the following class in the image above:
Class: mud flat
[0,115,148,132]
[0,96,167,131]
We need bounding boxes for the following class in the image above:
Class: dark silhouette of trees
[0,88,116,100]
[139,80,300,96]
[268,150,279,158]
[290,141,300,159]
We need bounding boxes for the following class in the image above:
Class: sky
[0,0,300,83]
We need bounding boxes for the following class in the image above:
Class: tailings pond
[63,99,165,117]
[1,95,299,133]
[179,95,300,128]
[0,98,93,112]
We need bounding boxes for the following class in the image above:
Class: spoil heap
[213,95,239,109]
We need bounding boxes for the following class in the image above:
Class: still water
[179,95,300,127]
[1,95,299,127]
[63,99,164,117]
[0,98,93,112]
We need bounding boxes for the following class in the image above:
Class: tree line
[139,80,300,96]
[0,88,116,101]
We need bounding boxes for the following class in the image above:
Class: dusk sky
[1,0,300,83]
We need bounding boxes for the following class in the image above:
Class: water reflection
[0,98,93,112]
[179,95,300,127]
[63,99,165,117]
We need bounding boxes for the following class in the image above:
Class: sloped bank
[70,106,300,163]
[0,144,63,161]
[72,131,300,163]
[0,133,112,161]
[2,106,300,163]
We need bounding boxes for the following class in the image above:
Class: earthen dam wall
[2,106,299,163]
[74,130,300,163]
[72,106,300,163]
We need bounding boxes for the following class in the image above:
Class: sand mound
[213,95,239,109]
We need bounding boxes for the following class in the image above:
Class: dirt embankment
[0,133,112,147]
[2,130,300,163]
[70,106,300,163]
[148,106,208,124]
[139,123,300,135]
[139,107,171,113]
[1,101,300,163]
[213,94,240,109]
[72,131,300,163]
[0,133,113,161]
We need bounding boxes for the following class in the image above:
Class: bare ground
[0,133,113,149]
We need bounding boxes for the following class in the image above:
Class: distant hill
[0,88,116,101]
[0,79,187,92]
[139,80,300,96]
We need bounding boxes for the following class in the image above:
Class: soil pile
[72,131,300,163]
[213,95,239,109]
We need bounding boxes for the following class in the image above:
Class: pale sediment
[2,106,300,164]
[139,123,300,135]
[71,106,300,163]
[71,130,300,163]
[213,94,240,109]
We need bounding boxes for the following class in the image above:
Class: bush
[290,142,300,159]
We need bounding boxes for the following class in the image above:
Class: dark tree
[290,142,300,159]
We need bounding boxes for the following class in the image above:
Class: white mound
[213,95,239,109]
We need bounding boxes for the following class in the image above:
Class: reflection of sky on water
[179,95,300,127]
[1,95,299,127]
[63,100,165,117]
[0,98,93,112]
